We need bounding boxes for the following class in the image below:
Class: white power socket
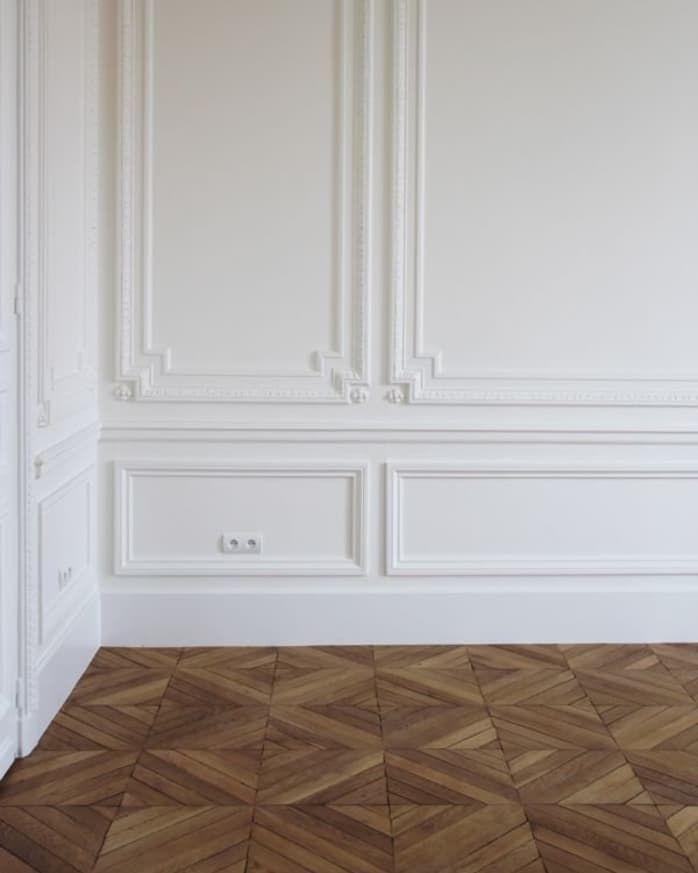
[221,532,263,555]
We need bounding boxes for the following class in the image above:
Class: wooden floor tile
[476,669,588,705]
[122,750,260,805]
[67,670,171,706]
[257,749,387,804]
[93,806,252,873]
[272,668,378,708]
[507,749,650,805]
[659,806,698,870]
[468,645,567,670]
[527,804,693,872]
[491,705,616,750]
[38,706,157,751]
[276,646,374,669]
[674,672,698,703]
[626,752,698,804]
[386,748,518,804]
[376,668,483,707]
[575,666,693,706]
[248,806,393,873]
[265,705,382,749]
[178,647,276,670]
[654,645,698,674]
[392,804,544,873]
[0,847,36,872]
[381,706,498,749]
[561,644,660,671]
[86,648,181,672]
[0,752,137,806]
[0,806,115,872]
[163,667,274,705]
[146,705,268,749]
[373,646,470,669]
[599,706,698,750]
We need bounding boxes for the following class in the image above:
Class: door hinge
[15,678,24,710]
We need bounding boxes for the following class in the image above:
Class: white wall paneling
[38,468,94,648]
[25,0,97,429]
[114,462,368,575]
[116,0,371,403]
[387,462,698,576]
[390,0,698,406]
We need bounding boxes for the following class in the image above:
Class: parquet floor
[2,646,698,871]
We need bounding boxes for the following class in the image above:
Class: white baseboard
[19,589,101,755]
[101,585,698,646]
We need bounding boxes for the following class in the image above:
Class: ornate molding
[118,0,372,402]
[390,0,698,407]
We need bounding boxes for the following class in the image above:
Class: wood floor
[2,645,698,871]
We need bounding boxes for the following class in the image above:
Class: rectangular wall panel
[115,462,367,574]
[117,0,371,402]
[38,469,94,646]
[387,463,698,575]
[391,0,698,405]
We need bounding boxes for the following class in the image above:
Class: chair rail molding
[390,0,698,407]
[116,0,372,403]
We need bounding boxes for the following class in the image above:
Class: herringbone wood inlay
[265,705,382,749]
[39,706,158,751]
[146,705,268,749]
[527,804,694,872]
[382,706,498,749]
[392,804,544,873]
[94,806,253,873]
[491,705,616,750]
[123,750,260,806]
[248,806,393,873]
[5,644,698,872]
[0,807,115,872]
[507,749,651,805]
[386,749,518,804]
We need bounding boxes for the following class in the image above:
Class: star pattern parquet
[3,644,698,871]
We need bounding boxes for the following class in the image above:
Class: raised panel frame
[116,0,372,403]
[389,0,698,407]
[115,461,368,575]
[387,461,698,575]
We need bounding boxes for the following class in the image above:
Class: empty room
[2,0,698,870]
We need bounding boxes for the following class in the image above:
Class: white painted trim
[101,586,698,645]
[114,461,368,576]
[390,0,698,407]
[387,461,698,575]
[34,422,98,478]
[99,423,698,445]
[116,0,372,403]
[18,588,99,755]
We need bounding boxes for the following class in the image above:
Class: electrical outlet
[221,533,263,554]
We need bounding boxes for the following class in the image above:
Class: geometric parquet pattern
[2,644,698,871]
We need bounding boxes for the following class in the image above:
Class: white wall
[18,0,100,753]
[99,0,698,644]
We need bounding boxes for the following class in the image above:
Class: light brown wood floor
[2,645,698,871]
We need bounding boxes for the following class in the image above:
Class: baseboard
[101,584,698,645]
[19,589,101,755]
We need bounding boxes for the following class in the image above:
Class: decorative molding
[385,387,405,404]
[37,468,93,647]
[113,382,132,401]
[31,0,97,426]
[117,0,372,402]
[390,0,698,407]
[34,423,98,479]
[114,462,368,575]
[387,461,698,575]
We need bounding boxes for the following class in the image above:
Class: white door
[0,0,20,778]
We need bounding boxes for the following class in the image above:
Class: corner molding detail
[113,382,133,401]
[117,0,373,403]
